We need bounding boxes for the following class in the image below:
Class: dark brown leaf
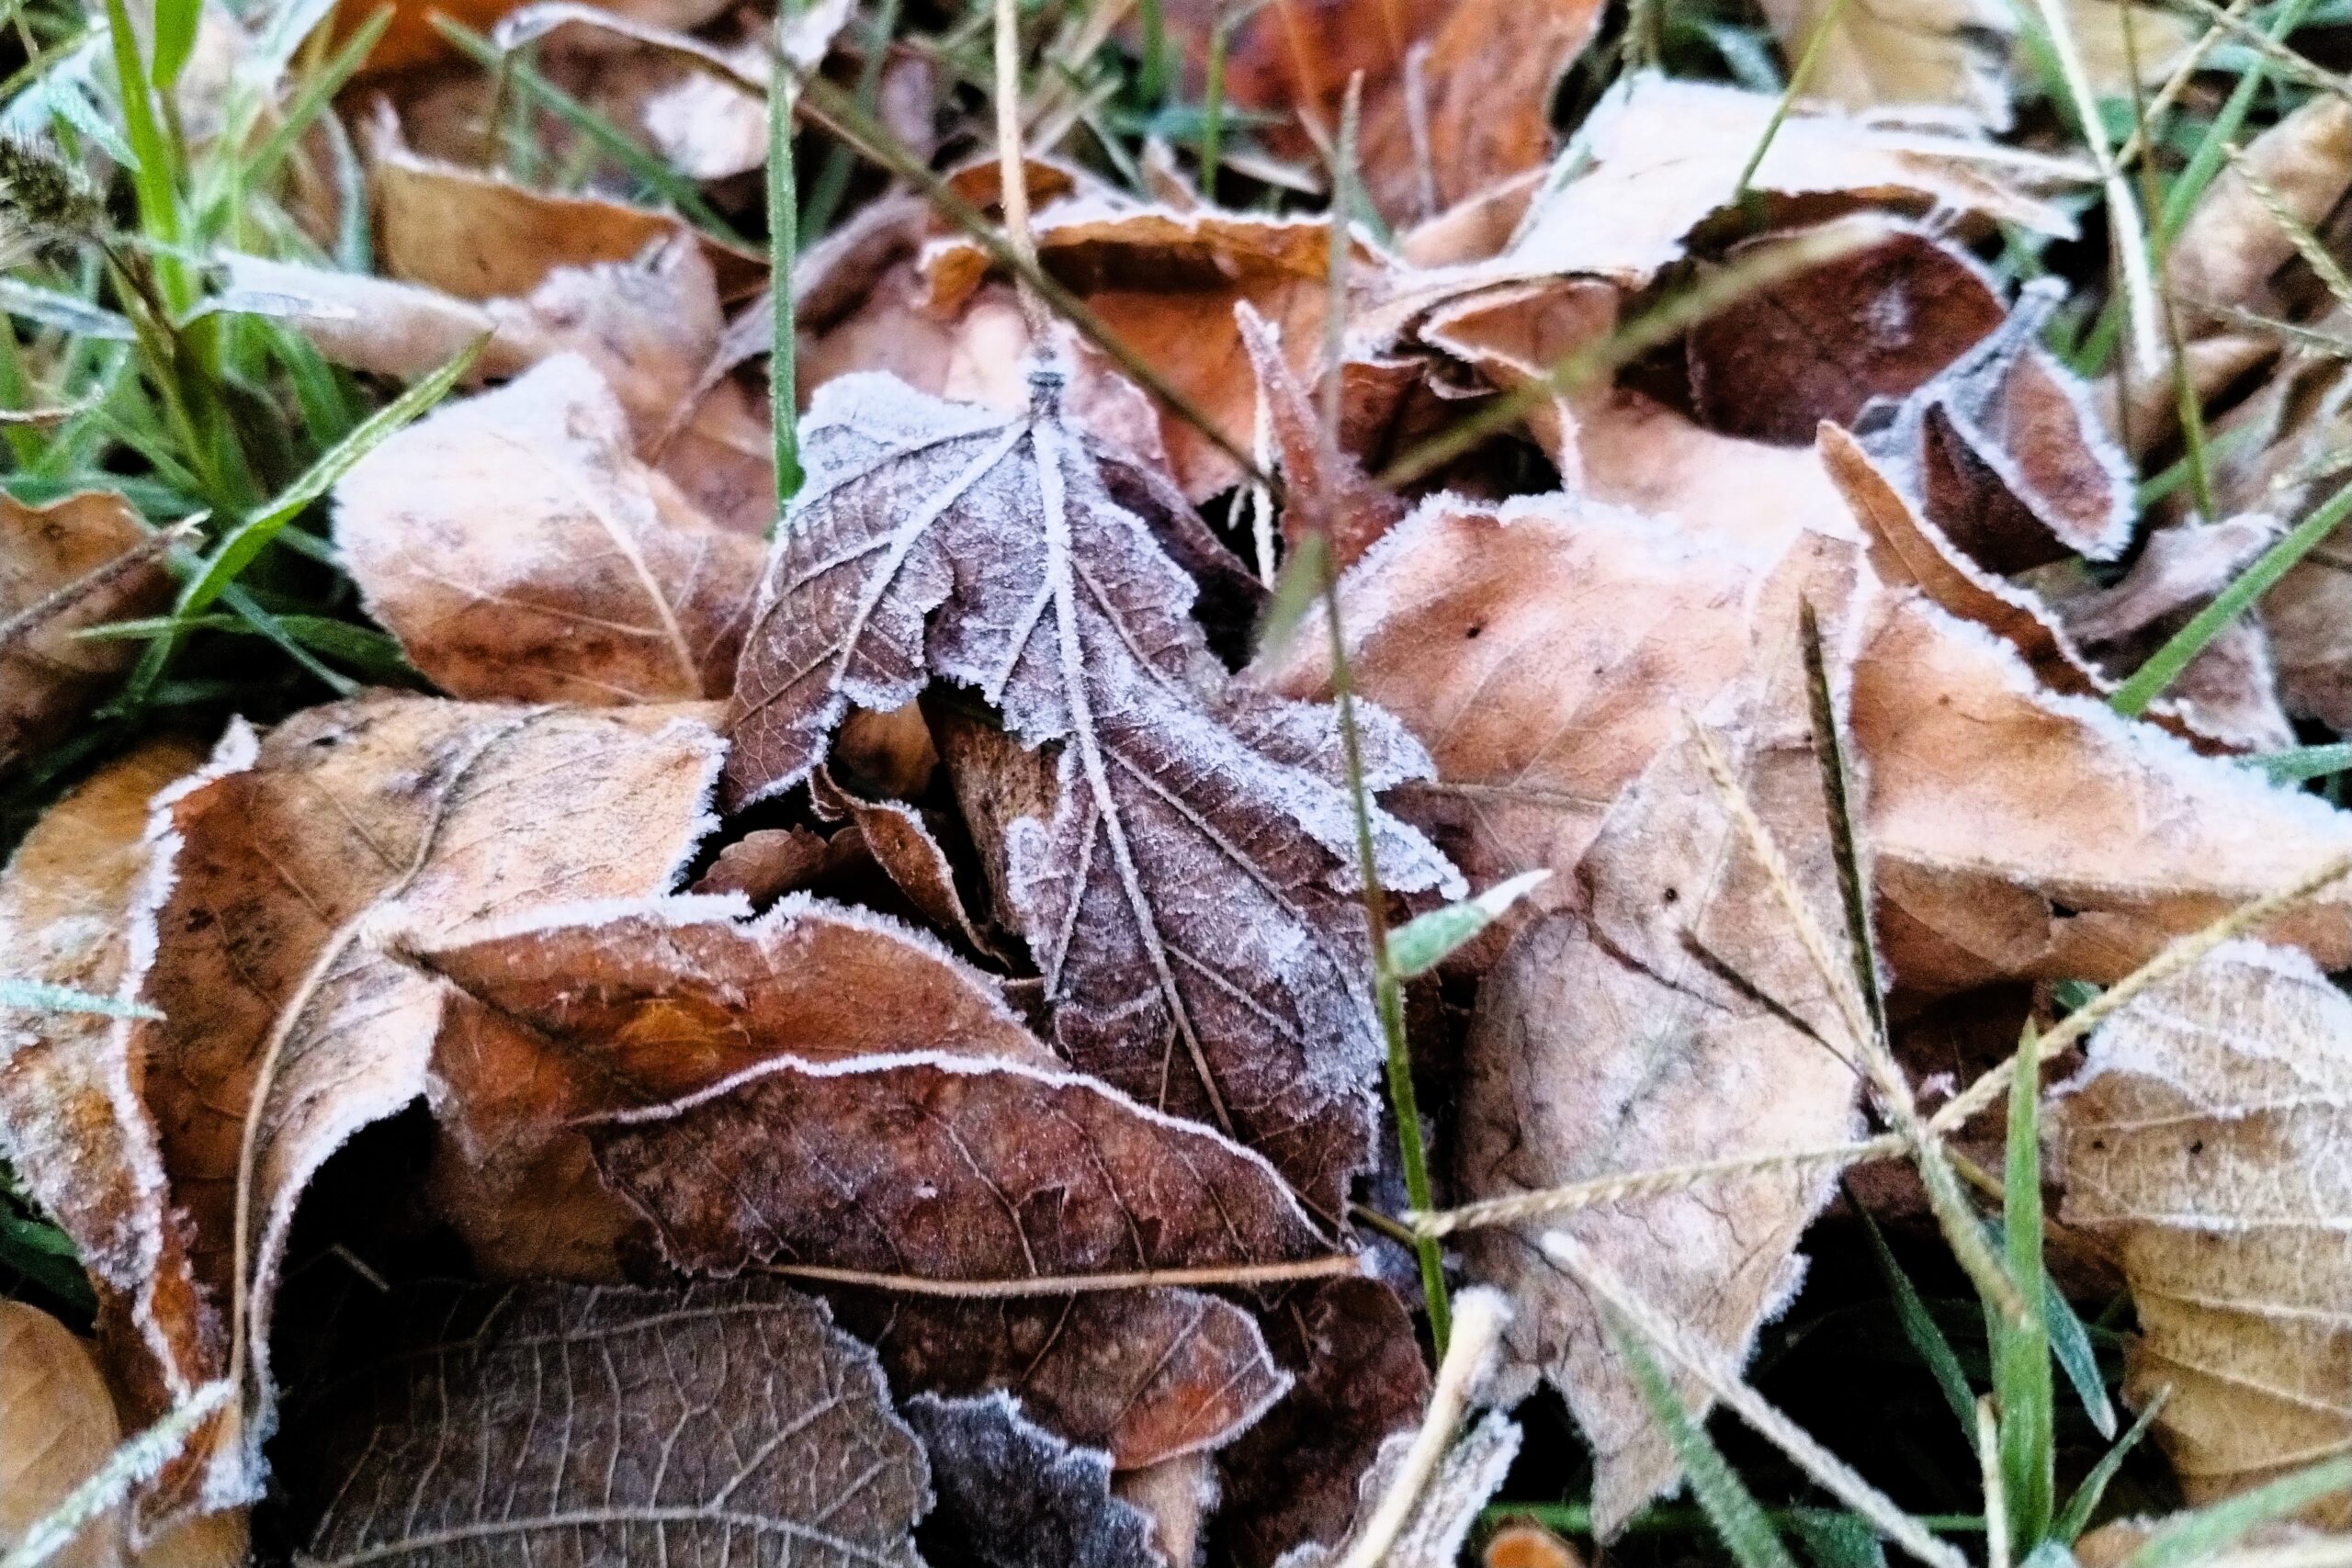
[724,370,1459,1218]
[297,1277,929,1568]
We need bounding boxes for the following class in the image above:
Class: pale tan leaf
[334,355,763,704]
[2057,940,2352,1506]
[1,493,174,775]
[1754,0,2013,125]
[1456,535,1867,1529]
[1505,74,2077,289]
[0,741,225,1535]
[1855,591,2352,993]
[296,1278,929,1568]
[2173,96,2352,317]
[726,370,1458,1219]
[132,694,722,1503]
[1,1303,127,1568]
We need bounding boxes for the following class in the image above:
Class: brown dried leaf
[1215,1279,1432,1568]
[1854,285,2135,572]
[725,371,1458,1217]
[1572,389,1860,556]
[1252,491,1774,929]
[1457,536,1867,1529]
[690,824,831,901]
[1505,74,2075,289]
[298,1277,930,1568]
[364,104,762,301]
[834,1291,1288,1472]
[1855,591,2352,992]
[1235,301,1407,572]
[2171,96,2352,319]
[2056,941,2352,1507]
[591,1050,1333,1281]
[1751,0,2013,125]
[414,894,1043,1279]
[1686,226,2006,446]
[904,1393,1163,1568]
[811,768,1002,958]
[1,1302,129,1568]
[1157,0,1605,227]
[134,695,722,1500]
[333,355,764,703]
[0,742,222,1527]
[1,492,174,774]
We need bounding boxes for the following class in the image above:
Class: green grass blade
[150,0,200,89]
[237,6,390,205]
[101,0,190,311]
[2124,1457,2352,1568]
[1200,15,1227,195]
[1614,1320,1803,1568]
[1994,1022,2055,1553]
[2256,741,2352,782]
[2112,481,2352,716]
[2053,1393,2167,1542]
[0,277,137,342]
[1388,870,1554,976]
[1788,1510,1890,1568]
[119,337,481,706]
[0,979,162,1020]
[2043,1271,2116,1439]
[0,1208,96,1314]
[1858,1201,1976,1437]
[769,12,801,512]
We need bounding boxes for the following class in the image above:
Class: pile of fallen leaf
[19,0,2352,1563]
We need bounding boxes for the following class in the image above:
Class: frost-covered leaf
[0,742,221,1533]
[905,1393,1162,1568]
[726,369,1458,1217]
[415,896,1294,1467]
[1457,536,1867,1529]
[1,492,174,775]
[296,1278,929,1568]
[334,355,764,704]
[2057,942,2352,1510]
[1751,0,2013,126]
[132,694,723,1505]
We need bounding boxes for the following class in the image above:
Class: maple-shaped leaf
[294,1277,930,1568]
[724,368,1459,1217]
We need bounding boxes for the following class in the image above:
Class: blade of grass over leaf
[431,17,750,245]
[0,979,160,1020]
[770,6,802,509]
[1614,1316,1801,1568]
[1732,0,1860,199]
[2112,481,2352,717]
[1991,1024,2054,1553]
[2052,1391,2168,1542]
[119,336,483,709]
[1389,870,1554,977]
[2041,1271,2114,1440]
[2124,1458,2352,1568]
[0,1380,232,1568]
[2256,742,2352,782]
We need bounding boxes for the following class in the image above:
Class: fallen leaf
[905,1393,1163,1568]
[1253,490,1776,927]
[689,823,832,901]
[839,1291,1289,1472]
[1685,226,2006,446]
[1855,590,2352,991]
[727,370,1459,1217]
[1214,1279,1433,1568]
[1236,301,1407,571]
[591,1051,1335,1283]
[0,742,223,1528]
[133,694,723,1501]
[1504,73,2076,289]
[1573,388,1860,556]
[413,893,1043,1279]
[1457,535,1867,1529]
[1854,284,2135,572]
[1,1301,128,1568]
[811,768,1003,958]
[2056,940,2352,1508]
[1751,0,2013,127]
[2170,95,2352,321]
[1,492,175,775]
[414,895,1294,1469]
[333,354,764,703]
[1156,0,1605,228]
[296,1276,931,1567]
[363,103,762,302]
[2042,513,2297,752]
